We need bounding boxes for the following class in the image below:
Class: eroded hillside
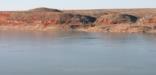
[0,7,156,33]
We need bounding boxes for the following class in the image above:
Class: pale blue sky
[0,0,156,10]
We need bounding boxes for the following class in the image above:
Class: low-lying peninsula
[1,7,156,33]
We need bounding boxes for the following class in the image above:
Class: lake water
[0,31,156,75]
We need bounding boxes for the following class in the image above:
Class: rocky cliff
[0,7,156,33]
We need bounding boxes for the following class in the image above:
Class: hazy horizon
[0,0,156,11]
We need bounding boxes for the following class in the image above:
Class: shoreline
[0,24,156,33]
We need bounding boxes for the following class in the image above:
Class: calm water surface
[0,31,156,75]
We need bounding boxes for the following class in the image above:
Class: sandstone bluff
[1,7,156,33]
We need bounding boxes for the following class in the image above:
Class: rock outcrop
[141,16,156,24]
[0,11,96,28]
[59,14,96,25]
[96,12,138,25]
[0,7,156,33]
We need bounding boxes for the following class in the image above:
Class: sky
[0,0,156,10]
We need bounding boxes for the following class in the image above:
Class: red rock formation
[98,18,113,24]
[96,12,138,25]
[1,8,156,33]
[0,13,10,24]
[142,16,156,24]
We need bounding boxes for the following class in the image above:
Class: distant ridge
[29,7,62,12]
